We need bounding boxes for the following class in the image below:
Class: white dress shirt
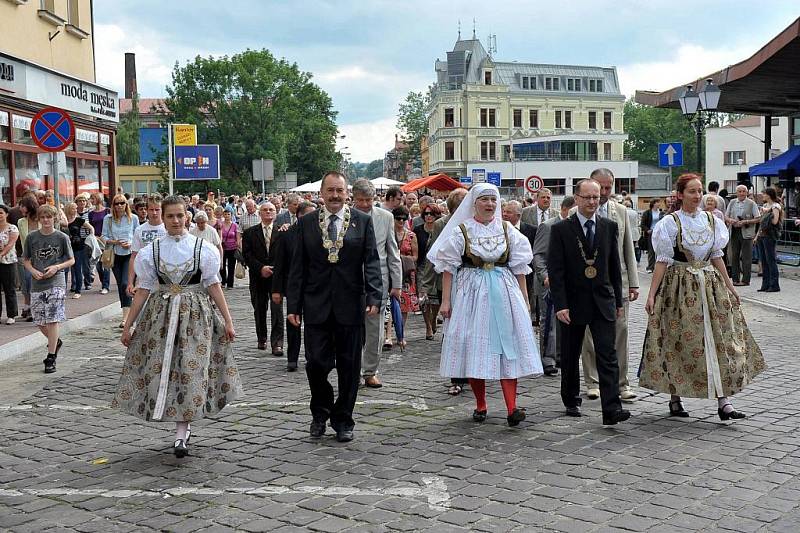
[323,206,346,236]
[576,211,598,237]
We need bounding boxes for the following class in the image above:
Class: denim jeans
[70,248,86,293]
[111,253,132,307]
[757,237,780,290]
[81,246,94,288]
[96,261,111,290]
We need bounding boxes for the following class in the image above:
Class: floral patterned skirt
[639,263,765,398]
[111,287,243,422]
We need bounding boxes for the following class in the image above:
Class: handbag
[235,261,246,279]
[101,246,114,269]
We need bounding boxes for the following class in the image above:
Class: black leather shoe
[718,408,746,421]
[565,406,582,417]
[602,409,631,425]
[472,409,487,422]
[309,421,326,438]
[669,400,690,417]
[336,429,354,442]
[543,365,558,376]
[507,408,526,427]
[287,363,298,372]
[257,341,266,350]
[173,439,188,458]
[272,350,284,357]
[43,355,56,374]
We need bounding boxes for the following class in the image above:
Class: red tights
[468,378,517,414]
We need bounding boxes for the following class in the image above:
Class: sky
[93,1,800,163]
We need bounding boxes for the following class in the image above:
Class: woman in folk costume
[428,183,542,426]
[111,196,242,458]
[640,174,765,420]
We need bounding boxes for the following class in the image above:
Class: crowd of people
[0,168,783,456]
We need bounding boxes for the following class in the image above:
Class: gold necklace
[319,207,350,263]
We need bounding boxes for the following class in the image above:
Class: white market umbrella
[370,177,405,190]
[290,179,323,192]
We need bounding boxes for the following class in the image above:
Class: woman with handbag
[101,195,139,327]
[392,206,418,349]
[755,187,782,293]
[88,192,111,294]
[414,203,442,340]
[61,202,94,299]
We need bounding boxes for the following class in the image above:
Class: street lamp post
[678,78,721,174]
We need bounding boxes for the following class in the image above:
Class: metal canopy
[635,18,800,116]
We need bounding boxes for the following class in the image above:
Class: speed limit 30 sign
[524,175,543,194]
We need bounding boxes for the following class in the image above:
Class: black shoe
[757,287,767,292]
[602,409,631,425]
[565,406,582,417]
[472,409,487,422]
[507,408,526,427]
[310,421,326,438]
[765,287,780,292]
[43,355,56,374]
[272,350,284,357]
[543,365,558,376]
[336,429,354,443]
[173,439,188,458]
[718,408,746,421]
[668,400,690,417]
[287,363,298,372]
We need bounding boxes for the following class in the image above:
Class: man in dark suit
[501,200,536,301]
[271,201,317,371]
[288,171,383,443]
[548,179,630,425]
[242,202,280,352]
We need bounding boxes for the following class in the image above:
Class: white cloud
[617,42,757,97]
[94,23,174,96]
[337,117,399,163]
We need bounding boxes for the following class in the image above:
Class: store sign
[0,52,118,123]
[173,124,197,146]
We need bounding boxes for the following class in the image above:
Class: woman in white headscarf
[428,184,542,426]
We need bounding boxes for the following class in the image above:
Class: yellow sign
[173,124,197,146]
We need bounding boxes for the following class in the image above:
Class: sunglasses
[113,202,127,206]
[423,212,435,216]
[395,217,408,221]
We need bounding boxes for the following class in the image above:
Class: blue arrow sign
[658,142,683,167]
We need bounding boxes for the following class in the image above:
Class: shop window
[77,159,99,198]
[76,128,99,154]
[59,157,76,205]
[101,161,110,199]
[14,151,42,194]
[120,180,134,194]
[12,114,34,145]
[0,111,9,142]
[0,150,10,206]
[100,133,111,156]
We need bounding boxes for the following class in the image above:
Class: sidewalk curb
[0,302,121,365]
[739,296,800,319]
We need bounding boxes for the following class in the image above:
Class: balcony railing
[506,153,632,163]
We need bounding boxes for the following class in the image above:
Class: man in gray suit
[352,179,401,388]
[532,195,576,376]
[274,193,301,227]
[578,168,640,402]
[521,187,559,326]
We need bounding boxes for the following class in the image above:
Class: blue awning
[749,145,800,177]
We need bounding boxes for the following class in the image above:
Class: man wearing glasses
[547,179,630,426]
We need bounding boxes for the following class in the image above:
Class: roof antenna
[457,19,461,39]
[472,18,477,39]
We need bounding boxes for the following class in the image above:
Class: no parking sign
[31,107,75,152]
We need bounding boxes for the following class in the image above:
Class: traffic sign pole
[168,124,174,195]
[51,153,59,211]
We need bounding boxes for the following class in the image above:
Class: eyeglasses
[113,202,127,206]
[395,217,408,221]
[576,195,601,202]
[423,212,435,216]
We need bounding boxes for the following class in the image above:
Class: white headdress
[426,183,502,267]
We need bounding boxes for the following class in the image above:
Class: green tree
[365,159,384,179]
[624,98,701,174]
[116,93,142,165]
[396,90,430,171]
[162,49,339,193]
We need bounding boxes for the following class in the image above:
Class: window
[480,108,487,127]
[480,108,496,128]
[513,109,522,128]
[554,110,562,129]
[77,159,99,196]
[564,110,572,129]
[723,151,747,165]
[615,177,636,194]
[0,150,9,206]
[603,143,612,160]
[15,152,42,193]
[545,77,560,91]
[484,71,492,85]
[522,76,529,89]
[490,142,496,161]
[120,181,134,194]
[489,109,496,127]
[76,128,99,154]
[543,178,566,195]
[0,111,8,142]
[444,108,454,127]
[589,79,604,92]
[481,141,487,160]
[596,79,603,92]
[480,141,497,161]
[11,114,34,145]
[100,133,111,156]
[567,78,581,91]
[444,142,455,161]
[588,111,597,130]
[603,111,612,130]
[529,110,538,128]
[521,76,538,90]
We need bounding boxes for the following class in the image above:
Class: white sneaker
[100,288,109,295]
[620,388,638,402]
[5,318,14,325]
[72,293,81,299]
[586,388,600,400]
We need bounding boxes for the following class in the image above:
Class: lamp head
[698,78,721,111]
[679,85,700,116]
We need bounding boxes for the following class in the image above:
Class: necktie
[328,214,338,243]
[291,214,296,225]
[264,224,272,248]
[540,210,546,225]
[585,219,595,249]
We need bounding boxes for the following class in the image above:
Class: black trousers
[304,312,362,431]
[220,249,236,288]
[0,263,18,319]
[286,319,301,364]
[249,279,272,344]
[559,312,622,415]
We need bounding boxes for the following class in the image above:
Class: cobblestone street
[1,282,799,532]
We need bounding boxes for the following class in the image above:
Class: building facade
[0,0,117,206]
[427,37,636,198]
[705,116,789,193]
[383,134,410,181]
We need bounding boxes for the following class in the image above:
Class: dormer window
[484,71,492,85]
